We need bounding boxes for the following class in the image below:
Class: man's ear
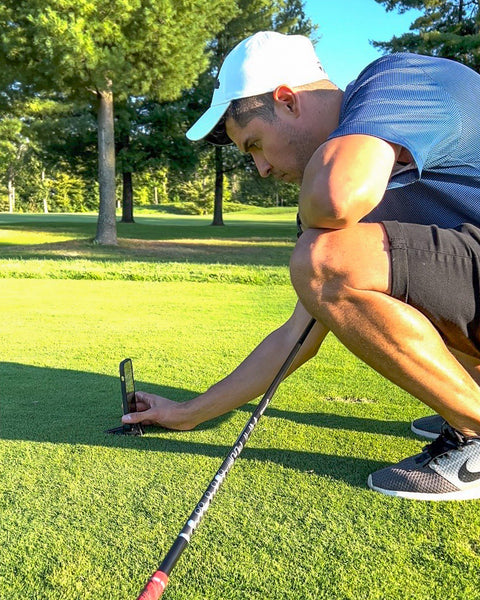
[272,85,299,116]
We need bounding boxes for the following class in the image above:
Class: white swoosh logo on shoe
[458,460,480,483]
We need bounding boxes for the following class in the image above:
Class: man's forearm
[182,312,327,428]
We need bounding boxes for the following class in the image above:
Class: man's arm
[122,302,327,430]
[299,134,401,230]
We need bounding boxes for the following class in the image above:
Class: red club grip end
[136,571,169,600]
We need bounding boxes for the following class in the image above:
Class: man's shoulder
[343,52,478,111]
[354,52,474,87]
[334,52,480,174]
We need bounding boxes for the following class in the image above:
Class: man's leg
[290,223,480,500]
[412,350,480,439]
[290,223,480,436]
[450,348,480,386]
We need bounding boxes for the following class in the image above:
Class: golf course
[1,208,480,599]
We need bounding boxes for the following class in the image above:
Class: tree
[0,0,236,243]
[114,94,201,222]
[115,101,140,223]
[373,0,480,72]
[27,98,99,181]
[186,0,317,226]
[0,116,26,211]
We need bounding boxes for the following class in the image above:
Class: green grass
[1,211,480,600]
[0,210,295,284]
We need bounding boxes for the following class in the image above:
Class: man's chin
[278,173,301,185]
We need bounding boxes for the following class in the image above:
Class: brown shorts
[382,220,480,356]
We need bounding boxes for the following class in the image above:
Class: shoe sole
[367,474,480,501]
[410,423,440,440]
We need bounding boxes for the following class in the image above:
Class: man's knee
[290,224,391,301]
[290,229,349,302]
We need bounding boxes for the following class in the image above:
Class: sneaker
[411,414,446,439]
[368,425,480,500]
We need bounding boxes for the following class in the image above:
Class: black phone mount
[106,423,144,436]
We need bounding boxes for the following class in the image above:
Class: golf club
[135,317,316,600]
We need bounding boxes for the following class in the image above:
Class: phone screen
[120,358,137,415]
[122,359,136,413]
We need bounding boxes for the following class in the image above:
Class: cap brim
[186,102,231,142]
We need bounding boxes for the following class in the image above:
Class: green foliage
[0,0,237,100]
[181,0,316,221]
[0,1,315,217]
[374,0,480,71]
[31,101,98,178]
[169,161,232,215]
[110,0,317,220]
[49,172,88,212]
[0,0,238,242]
[132,168,170,205]
[0,116,23,171]
[114,96,200,179]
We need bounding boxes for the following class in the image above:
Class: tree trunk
[8,173,14,213]
[212,145,224,226]
[121,172,135,222]
[41,169,48,213]
[94,82,117,245]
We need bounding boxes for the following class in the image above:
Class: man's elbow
[301,185,380,229]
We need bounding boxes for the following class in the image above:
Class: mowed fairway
[1,211,480,600]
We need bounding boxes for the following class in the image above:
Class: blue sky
[303,0,423,89]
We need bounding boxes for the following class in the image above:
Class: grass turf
[1,210,480,600]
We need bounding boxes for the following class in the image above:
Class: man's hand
[121,392,195,431]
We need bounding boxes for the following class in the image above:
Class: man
[123,31,480,501]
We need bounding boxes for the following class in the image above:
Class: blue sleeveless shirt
[328,53,480,228]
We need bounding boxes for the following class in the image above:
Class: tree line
[0,1,478,244]
[0,0,313,244]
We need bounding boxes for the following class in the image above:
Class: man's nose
[253,154,272,178]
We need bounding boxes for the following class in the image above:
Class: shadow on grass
[1,362,411,489]
[0,237,293,268]
[236,404,415,439]
[0,214,297,240]
[0,215,297,268]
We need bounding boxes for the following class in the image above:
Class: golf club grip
[135,317,316,599]
[136,570,168,600]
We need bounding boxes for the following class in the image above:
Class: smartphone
[120,358,144,435]
[106,358,143,435]
[120,358,137,414]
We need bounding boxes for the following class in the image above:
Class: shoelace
[416,424,467,467]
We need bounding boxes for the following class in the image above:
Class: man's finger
[122,411,153,425]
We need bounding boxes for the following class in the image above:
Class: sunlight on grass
[0,210,297,282]
[0,227,86,245]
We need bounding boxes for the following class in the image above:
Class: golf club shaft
[136,317,317,600]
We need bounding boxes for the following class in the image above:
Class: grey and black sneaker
[368,425,480,500]
[411,414,446,439]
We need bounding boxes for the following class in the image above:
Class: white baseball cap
[186,31,328,145]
